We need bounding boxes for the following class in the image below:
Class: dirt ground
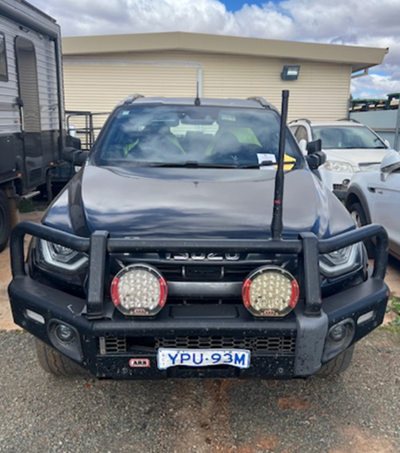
[1,327,400,453]
[0,211,43,330]
[0,211,400,330]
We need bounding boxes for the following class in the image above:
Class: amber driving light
[242,266,299,317]
[111,264,167,316]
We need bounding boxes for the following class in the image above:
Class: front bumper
[317,168,352,199]
[9,274,388,379]
[8,222,390,379]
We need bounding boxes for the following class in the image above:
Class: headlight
[319,242,363,278]
[324,161,354,172]
[38,239,88,272]
[242,266,299,317]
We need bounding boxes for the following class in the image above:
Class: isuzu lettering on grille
[166,253,240,261]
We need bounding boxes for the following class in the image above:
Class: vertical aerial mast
[271,90,289,240]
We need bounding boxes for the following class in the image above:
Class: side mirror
[307,139,322,154]
[380,151,400,181]
[298,139,307,155]
[62,147,89,166]
[306,151,326,170]
[384,139,391,148]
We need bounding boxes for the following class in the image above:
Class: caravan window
[0,33,8,82]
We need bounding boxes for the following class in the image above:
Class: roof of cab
[116,95,276,111]
[290,119,364,127]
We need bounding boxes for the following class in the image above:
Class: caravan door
[15,36,43,190]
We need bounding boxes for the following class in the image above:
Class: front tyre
[348,202,375,258]
[317,345,354,377]
[34,339,86,376]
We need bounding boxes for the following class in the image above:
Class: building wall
[63,50,352,123]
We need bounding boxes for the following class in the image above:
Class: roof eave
[62,31,388,71]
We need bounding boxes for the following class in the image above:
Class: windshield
[312,125,386,150]
[95,105,303,169]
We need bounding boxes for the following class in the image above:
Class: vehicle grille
[107,253,299,303]
[99,335,297,355]
[333,184,346,191]
[110,253,298,283]
[99,336,127,354]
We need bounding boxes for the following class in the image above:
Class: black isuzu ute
[8,92,389,379]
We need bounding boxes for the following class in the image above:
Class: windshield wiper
[240,160,296,169]
[337,146,386,149]
[239,160,275,169]
[147,161,239,169]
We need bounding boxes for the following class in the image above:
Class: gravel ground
[0,329,399,453]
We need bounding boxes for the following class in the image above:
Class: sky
[28,0,400,99]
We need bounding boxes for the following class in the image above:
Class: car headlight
[38,239,88,273]
[319,242,363,278]
[324,161,354,172]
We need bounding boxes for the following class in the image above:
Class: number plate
[157,348,251,370]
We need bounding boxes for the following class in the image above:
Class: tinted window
[0,33,8,82]
[312,126,386,149]
[96,105,303,169]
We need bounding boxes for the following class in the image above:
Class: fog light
[111,264,167,316]
[342,179,350,186]
[242,266,299,317]
[323,319,355,362]
[54,323,76,344]
[328,324,347,343]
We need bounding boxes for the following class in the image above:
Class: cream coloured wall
[63,50,352,123]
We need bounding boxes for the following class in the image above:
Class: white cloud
[28,0,400,98]
[352,74,400,99]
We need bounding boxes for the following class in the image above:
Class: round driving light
[242,266,299,317]
[111,264,167,316]
[54,323,76,344]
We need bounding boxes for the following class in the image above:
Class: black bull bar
[10,221,389,320]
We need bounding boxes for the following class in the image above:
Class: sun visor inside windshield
[217,111,263,127]
[149,114,179,127]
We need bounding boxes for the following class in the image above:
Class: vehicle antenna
[271,90,289,240]
[195,82,201,106]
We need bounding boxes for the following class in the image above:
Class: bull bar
[8,221,390,379]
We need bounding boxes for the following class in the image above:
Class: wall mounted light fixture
[281,65,300,81]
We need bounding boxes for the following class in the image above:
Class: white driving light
[242,266,299,317]
[111,264,167,316]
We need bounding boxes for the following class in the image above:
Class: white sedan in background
[346,151,400,259]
